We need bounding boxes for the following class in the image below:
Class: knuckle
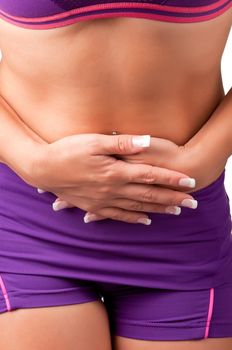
[153,204,165,213]
[142,188,157,202]
[168,196,179,206]
[98,184,112,195]
[143,168,156,184]
[94,190,111,201]
[130,201,144,211]
[102,165,118,182]
[162,172,172,185]
[116,135,128,153]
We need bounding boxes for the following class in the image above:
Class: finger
[52,198,75,211]
[116,183,198,207]
[115,161,196,188]
[112,198,181,215]
[92,134,151,155]
[86,207,152,225]
[83,212,106,223]
[37,188,46,193]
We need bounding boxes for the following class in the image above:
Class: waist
[0,162,231,290]
[0,161,230,237]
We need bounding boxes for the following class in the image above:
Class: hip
[0,162,232,290]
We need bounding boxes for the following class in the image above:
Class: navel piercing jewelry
[112,131,118,135]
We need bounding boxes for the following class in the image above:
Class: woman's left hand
[118,136,228,193]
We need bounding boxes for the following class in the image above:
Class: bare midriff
[0,10,231,145]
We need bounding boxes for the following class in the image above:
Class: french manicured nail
[84,214,98,223]
[137,217,152,225]
[37,188,46,193]
[52,200,69,211]
[132,135,151,148]
[165,206,181,215]
[178,178,196,188]
[181,199,198,209]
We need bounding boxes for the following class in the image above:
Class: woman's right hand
[31,133,197,225]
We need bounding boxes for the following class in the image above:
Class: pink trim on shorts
[204,287,214,338]
[0,275,11,311]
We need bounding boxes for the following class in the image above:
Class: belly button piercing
[112,131,118,135]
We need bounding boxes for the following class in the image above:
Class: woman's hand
[34,133,197,225]
[83,135,228,222]
[113,136,228,193]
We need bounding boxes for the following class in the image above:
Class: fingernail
[178,178,196,188]
[37,188,46,193]
[181,199,198,209]
[84,214,98,223]
[165,206,181,215]
[137,217,152,225]
[52,200,69,211]
[132,135,151,148]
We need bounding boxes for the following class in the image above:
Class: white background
[0,25,231,206]
[222,27,232,205]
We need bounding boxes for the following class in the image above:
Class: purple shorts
[1,163,232,341]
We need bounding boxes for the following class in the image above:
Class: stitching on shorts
[118,319,215,328]
[204,288,215,338]
[118,323,211,329]
[0,274,11,311]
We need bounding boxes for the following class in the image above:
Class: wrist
[25,142,51,188]
[177,141,203,176]
[185,131,228,171]
[5,141,49,188]
[181,138,227,191]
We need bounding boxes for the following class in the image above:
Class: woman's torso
[0,9,231,145]
[0,5,232,291]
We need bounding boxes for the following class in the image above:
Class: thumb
[95,134,151,155]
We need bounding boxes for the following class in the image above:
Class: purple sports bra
[0,0,231,29]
